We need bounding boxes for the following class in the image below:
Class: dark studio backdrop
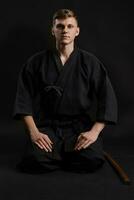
[0,0,134,169]
[1,1,134,200]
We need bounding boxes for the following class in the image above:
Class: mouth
[61,36,70,38]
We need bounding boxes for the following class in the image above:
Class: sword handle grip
[103,151,131,185]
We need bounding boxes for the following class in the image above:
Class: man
[13,9,118,174]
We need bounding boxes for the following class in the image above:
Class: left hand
[74,130,99,151]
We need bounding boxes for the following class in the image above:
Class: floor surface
[0,121,134,200]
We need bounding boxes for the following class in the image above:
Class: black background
[0,1,134,199]
[0,1,133,145]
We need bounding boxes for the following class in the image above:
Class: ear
[75,27,80,37]
[51,27,55,36]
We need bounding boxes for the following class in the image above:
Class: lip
[61,36,70,38]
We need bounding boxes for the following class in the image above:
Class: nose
[62,26,68,33]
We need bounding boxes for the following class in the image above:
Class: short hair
[52,9,78,26]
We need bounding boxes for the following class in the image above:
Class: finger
[83,141,93,149]
[42,134,53,146]
[40,134,52,148]
[75,134,86,145]
[35,141,44,150]
[75,141,84,149]
[77,134,82,140]
[76,133,84,142]
[78,133,86,140]
[40,139,52,152]
[75,137,81,146]
[75,138,87,149]
[76,138,91,150]
[42,137,53,149]
[43,133,53,144]
[46,135,53,144]
[39,140,50,152]
[78,139,91,148]
[74,140,83,150]
[78,140,93,150]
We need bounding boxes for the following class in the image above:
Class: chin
[60,40,72,45]
[60,42,70,45]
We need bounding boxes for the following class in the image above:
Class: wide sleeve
[12,60,35,120]
[91,59,118,125]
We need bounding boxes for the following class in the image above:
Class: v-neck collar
[44,45,79,114]
[53,45,78,71]
[51,45,79,87]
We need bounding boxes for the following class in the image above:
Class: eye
[67,24,74,29]
[56,24,64,29]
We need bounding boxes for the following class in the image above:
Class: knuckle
[44,134,47,137]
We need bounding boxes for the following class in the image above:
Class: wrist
[88,129,100,136]
[29,127,39,136]
[90,122,105,135]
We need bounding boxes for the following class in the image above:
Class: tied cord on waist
[44,85,63,96]
[42,115,92,128]
[43,119,77,127]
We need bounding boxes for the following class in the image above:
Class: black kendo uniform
[13,46,118,173]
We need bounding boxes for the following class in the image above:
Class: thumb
[76,134,82,143]
[78,132,85,139]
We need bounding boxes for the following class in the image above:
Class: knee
[76,158,105,173]
[16,157,45,174]
[16,156,59,174]
[62,153,105,173]
[88,158,105,171]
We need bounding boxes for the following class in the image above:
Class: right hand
[30,131,53,152]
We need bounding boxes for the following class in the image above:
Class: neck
[56,42,74,58]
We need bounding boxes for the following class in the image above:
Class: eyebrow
[56,23,75,27]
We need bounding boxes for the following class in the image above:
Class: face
[52,17,80,45]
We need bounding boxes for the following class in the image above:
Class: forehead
[54,17,77,26]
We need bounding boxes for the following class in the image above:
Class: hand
[74,130,99,151]
[30,131,53,152]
